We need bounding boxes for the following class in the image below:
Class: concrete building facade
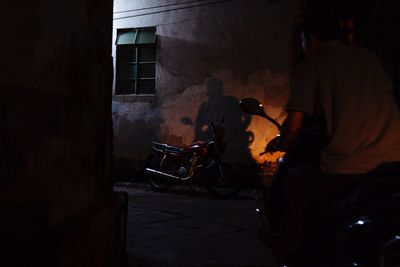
[112,0,400,177]
[112,0,302,171]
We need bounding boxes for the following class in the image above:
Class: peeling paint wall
[112,0,302,165]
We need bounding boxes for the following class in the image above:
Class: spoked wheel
[204,162,241,197]
[149,175,172,192]
[146,152,172,192]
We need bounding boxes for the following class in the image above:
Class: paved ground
[114,182,277,267]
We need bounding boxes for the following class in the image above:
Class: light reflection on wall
[246,105,286,164]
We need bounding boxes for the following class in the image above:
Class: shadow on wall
[112,22,304,182]
[183,78,255,166]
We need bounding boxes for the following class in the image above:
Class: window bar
[134,47,138,94]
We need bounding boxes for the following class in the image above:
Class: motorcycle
[239,98,400,267]
[144,122,241,197]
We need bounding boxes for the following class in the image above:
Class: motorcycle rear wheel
[204,162,241,197]
[186,176,207,194]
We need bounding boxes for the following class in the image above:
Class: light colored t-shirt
[286,40,400,174]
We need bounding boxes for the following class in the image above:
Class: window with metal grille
[115,27,156,95]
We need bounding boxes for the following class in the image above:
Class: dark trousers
[266,162,361,257]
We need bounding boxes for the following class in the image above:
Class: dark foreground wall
[0,1,124,266]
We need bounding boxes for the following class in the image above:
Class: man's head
[301,14,341,57]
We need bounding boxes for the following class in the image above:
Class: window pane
[117,64,137,79]
[116,80,135,95]
[137,79,155,94]
[138,63,155,78]
[138,47,156,62]
[116,29,137,45]
[136,28,156,44]
[117,46,136,62]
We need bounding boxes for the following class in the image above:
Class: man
[267,14,400,259]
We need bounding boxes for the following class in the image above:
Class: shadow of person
[193,78,255,165]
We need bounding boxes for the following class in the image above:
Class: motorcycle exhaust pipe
[145,168,191,181]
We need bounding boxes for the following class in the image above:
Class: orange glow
[246,111,285,164]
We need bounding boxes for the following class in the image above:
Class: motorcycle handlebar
[210,121,216,133]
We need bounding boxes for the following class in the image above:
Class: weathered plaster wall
[112,0,301,165]
[1,1,123,266]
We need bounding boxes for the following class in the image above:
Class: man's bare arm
[266,110,304,152]
[280,110,304,149]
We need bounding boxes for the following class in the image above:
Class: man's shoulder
[353,46,381,64]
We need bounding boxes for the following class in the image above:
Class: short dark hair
[302,14,341,41]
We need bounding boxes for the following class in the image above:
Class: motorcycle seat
[325,162,400,223]
[349,162,400,210]
[151,142,182,153]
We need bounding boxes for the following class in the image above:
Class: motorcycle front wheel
[204,162,241,197]
[146,153,172,192]
[149,175,172,192]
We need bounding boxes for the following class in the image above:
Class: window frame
[115,27,157,96]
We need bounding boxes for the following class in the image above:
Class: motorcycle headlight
[347,217,372,229]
